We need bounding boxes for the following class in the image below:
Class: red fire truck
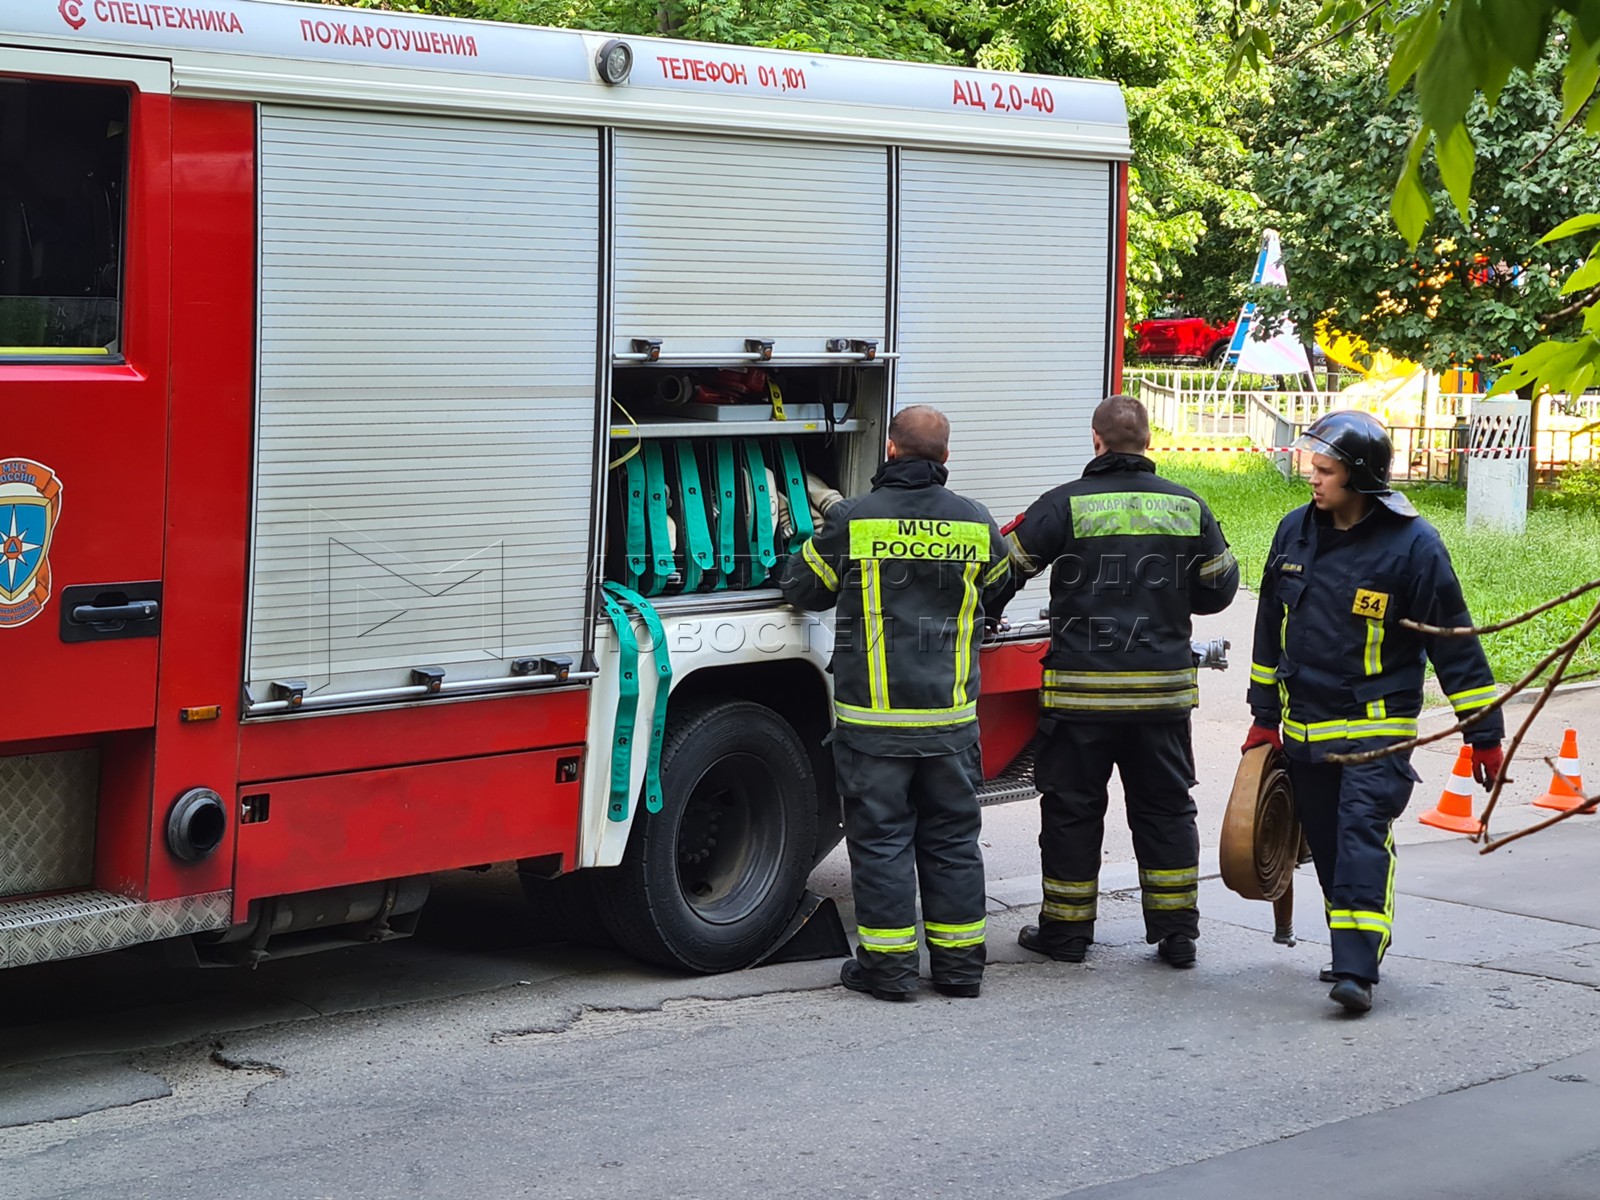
[0,0,1128,973]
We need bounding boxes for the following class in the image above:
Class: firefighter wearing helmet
[1244,410,1504,1014]
[1001,395,1240,969]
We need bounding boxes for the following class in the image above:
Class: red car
[1134,313,1237,366]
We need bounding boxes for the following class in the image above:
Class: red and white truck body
[0,0,1128,971]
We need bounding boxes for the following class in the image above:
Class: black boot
[1156,933,1197,969]
[840,958,913,1002]
[1018,924,1089,963]
[932,978,981,998]
[1328,976,1373,1013]
[1318,965,1337,983]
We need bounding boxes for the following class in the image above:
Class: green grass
[1150,439,1600,683]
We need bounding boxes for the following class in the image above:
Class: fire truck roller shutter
[612,132,887,359]
[894,150,1114,629]
[249,108,599,702]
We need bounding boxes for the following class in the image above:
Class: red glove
[1241,724,1282,754]
[1471,743,1505,790]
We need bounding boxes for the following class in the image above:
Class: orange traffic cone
[1419,745,1483,834]
[1533,729,1590,813]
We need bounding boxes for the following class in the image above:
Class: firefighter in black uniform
[781,405,1012,1001]
[1002,395,1239,968]
[1244,410,1503,1014]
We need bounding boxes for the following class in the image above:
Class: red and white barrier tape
[1153,445,1535,455]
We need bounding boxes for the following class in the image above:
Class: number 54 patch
[1352,588,1389,619]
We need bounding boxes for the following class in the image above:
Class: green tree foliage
[1231,0,1600,396]
[1245,32,1600,371]
[339,0,1258,326]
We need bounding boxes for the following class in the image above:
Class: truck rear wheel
[595,698,818,973]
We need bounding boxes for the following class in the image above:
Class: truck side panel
[144,96,257,902]
[232,747,583,916]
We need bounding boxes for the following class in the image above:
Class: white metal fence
[1126,367,1598,485]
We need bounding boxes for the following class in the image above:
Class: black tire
[517,866,614,948]
[1205,341,1230,368]
[593,698,818,973]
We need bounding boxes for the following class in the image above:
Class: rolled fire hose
[1219,744,1300,946]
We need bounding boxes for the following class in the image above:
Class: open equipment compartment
[602,361,887,597]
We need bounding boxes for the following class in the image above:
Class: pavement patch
[0,1055,170,1129]
[1054,1047,1600,1200]
[1394,820,1600,930]
[1479,942,1600,989]
[1199,873,1600,967]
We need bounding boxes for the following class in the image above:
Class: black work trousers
[1288,751,1419,985]
[1033,718,1200,950]
[833,741,987,993]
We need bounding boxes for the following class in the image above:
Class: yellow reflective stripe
[1042,901,1097,921]
[1046,668,1196,687]
[863,559,889,709]
[1004,529,1040,576]
[1198,548,1236,581]
[926,918,986,949]
[857,925,918,953]
[1140,866,1199,885]
[1043,877,1098,899]
[835,702,977,728]
[1381,826,1396,960]
[1362,619,1387,719]
[1044,690,1198,712]
[1143,891,1198,910]
[1283,717,1418,742]
[1448,685,1498,712]
[848,518,989,562]
[953,562,979,708]
[1364,618,1384,677]
[0,345,112,356]
[925,919,986,935]
[1249,662,1278,686]
[1329,917,1391,934]
[982,556,1010,587]
[800,539,839,591]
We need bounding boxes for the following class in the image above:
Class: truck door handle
[59,581,164,643]
[72,600,159,624]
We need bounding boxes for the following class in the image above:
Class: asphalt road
[3,598,1599,1200]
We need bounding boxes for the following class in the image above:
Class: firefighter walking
[1002,395,1239,967]
[781,405,1012,1000]
[1244,410,1503,1014]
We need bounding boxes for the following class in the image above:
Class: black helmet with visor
[1294,409,1416,518]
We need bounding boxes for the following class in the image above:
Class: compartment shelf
[608,416,862,439]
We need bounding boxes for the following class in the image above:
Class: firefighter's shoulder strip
[847,517,989,562]
[1068,491,1202,539]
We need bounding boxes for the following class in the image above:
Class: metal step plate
[0,889,232,970]
[978,737,1040,807]
[1,750,98,898]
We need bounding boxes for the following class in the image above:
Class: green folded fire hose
[775,437,813,554]
[741,438,777,585]
[674,440,714,592]
[599,581,673,822]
